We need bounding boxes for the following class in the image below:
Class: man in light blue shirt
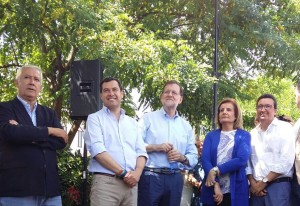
[138,80,198,206]
[84,77,148,206]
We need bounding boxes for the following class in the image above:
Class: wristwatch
[262,177,269,184]
[212,167,219,176]
[182,155,188,164]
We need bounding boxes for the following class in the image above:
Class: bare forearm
[94,152,123,174]
[247,174,256,185]
[266,171,281,182]
[146,144,160,152]
[135,156,147,174]
[146,143,173,153]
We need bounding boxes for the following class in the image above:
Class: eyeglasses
[163,90,180,96]
[256,104,273,110]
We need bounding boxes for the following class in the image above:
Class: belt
[144,167,181,175]
[93,172,121,179]
[270,177,291,184]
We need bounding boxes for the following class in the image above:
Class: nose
[29,77,35,84]
[260,106,267,111]
[107,90,114,95]
[222,109,228,114]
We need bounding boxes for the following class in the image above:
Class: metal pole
[82,121,88,206]
[212,0,219,129]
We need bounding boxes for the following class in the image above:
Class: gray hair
[16,65,43,83]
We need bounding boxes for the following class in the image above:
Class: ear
[14,79,18,87]
[160,93,163,102]
[178,96,183,104]
[100,92,104,102]
[121,90,124,99]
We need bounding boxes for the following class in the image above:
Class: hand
[187,174,194,182]
[48,127,68,143]
[187,174,196,185]
[157,143,173,153]
[187,174,202,188]
[213,183,223,205]
[9,119,18,125]
[257,189,267,196]
[205,169,217,187]
[123,170,141,188]
[250,181,267,196]
[167,149,182,162]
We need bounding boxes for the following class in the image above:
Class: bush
[57,148,91,206]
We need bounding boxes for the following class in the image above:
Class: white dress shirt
[246,118,295,180]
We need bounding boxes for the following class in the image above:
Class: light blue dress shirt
[17,96,37,126]
[83,106,148,174]
[139,108,198,169]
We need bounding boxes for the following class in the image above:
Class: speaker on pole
[70,59,103,120]
[70,59,103,206]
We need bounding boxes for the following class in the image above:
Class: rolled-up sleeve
[83,113,107,158]
[184,127,198,169]
[135,131,148,159]
[268,125,295,174]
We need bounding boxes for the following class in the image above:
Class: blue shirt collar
[17,95,37,111]
[159,107,179,119]
[103,106,125,116]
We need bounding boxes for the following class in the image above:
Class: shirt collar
[103,106,125,116]
[160,107,179,119]
[17,95,37,111]
[257,117,279,133]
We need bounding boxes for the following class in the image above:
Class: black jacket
[0,98,66,197]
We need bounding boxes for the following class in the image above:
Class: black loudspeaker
[70,59,103,120]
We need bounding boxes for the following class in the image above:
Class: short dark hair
[162,80,184,96]
[256,93,277,109]
[100,77,123,93]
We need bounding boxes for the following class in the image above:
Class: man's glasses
[163,90,180,96]
[256,104,273,110]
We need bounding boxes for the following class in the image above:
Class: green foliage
[0,68,17,102]
[1,0,300,129]
[238,76,299,130]
[0,0,300,203]
[57,148,91,206]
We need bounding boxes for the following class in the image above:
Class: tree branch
[67,120,83,146]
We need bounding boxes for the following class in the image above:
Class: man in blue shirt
[138,80,198,206]
[84,77,148,206]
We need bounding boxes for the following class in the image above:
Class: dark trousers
[203,193,231,206]
[138,170,183,206]
[290,173,300,206]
